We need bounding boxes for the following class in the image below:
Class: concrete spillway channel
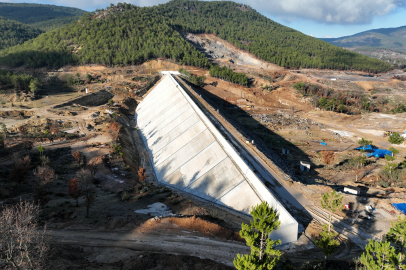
[135,74,298,244]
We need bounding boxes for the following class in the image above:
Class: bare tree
[68,178,81,207]
[0,201,48,269]
[10,156,31,183]
[48,120,60,135]
[72,151,81,164]
[34,165,56,187]
[76,168,95,218]
[22,140,33,155]
[33,165,57,204]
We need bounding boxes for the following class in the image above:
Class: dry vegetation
[0,62,252,269]
[1,38,406,268]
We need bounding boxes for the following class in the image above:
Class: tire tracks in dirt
[48,230,249,267]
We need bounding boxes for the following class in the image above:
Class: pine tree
[233,201,281,270]
[29,78,41,95]
[386,216,406,254]
[389,132,405,145]
[321,190,343,232]
[357,138,373,148]
[314,224,340,268]
[360,240,401,269]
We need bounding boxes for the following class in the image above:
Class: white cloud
[247,0,406,24]
[323,35,332,38]
[4,0,405,24]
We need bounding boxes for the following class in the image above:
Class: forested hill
[0,17,43,50]
[0,3,211,69]
[0,0,392,72]
[162,0,391,72]
[0,3,86,31]
[321,26,406,52]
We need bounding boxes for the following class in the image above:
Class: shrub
[378,180,390,188]
[121,191,131,201]
[388,132,404,145]
[66,74,74,86]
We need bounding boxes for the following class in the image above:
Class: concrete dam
[136,74,298,243]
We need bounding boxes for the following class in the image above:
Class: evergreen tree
[360,240,402,270]
[358,138,373,148]
[389,132,405,145]
[386,216,406,254]
[321,190,343,232]
[234,201,281,270]
[29,78,41,95]
[314,224,340,269]
[0,1,392,72]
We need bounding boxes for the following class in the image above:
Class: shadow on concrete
[178,77,322,184]
[175,76,315,225]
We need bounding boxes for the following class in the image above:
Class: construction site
[0,35,406,269]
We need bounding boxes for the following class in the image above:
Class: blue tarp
[356,145,392,158]
[393,203,406,215]
[356,145,375,151]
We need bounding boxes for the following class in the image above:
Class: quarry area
[1,36,406,270]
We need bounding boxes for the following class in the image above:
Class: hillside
[0,16,43,50]
[0,0,392,72]
[322,25,406,68]
[0,2,86,31]
[322,26,406,52]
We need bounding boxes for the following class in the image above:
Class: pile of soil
[0,110,35,119]
[54,90,113,108]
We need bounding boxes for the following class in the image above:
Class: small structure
[344,186,361,195]
[282,148,289,155]
[300,161,311,172]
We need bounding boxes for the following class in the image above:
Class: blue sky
[267,7,406,38]
[5,0,406,38]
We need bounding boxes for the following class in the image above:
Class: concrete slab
[153,121,207,165]
[183,158,247,202]
[136,74,298,243]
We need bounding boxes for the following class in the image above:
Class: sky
[4,0,406,38]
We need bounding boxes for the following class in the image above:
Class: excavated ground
[1,35,406,268]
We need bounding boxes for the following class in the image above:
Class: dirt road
[48,229,249,267]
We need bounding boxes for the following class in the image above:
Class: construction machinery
[384,131,394,137]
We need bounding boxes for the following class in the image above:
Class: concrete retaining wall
[136,75,298,243]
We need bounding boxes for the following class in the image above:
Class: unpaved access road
[48,229,249,267]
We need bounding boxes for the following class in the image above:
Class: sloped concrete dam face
[136,75,298,243]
